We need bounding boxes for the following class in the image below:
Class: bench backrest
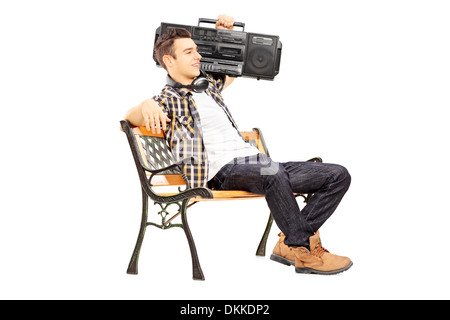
[121,120,269,187]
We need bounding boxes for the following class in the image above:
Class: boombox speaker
[244,33,282,80]
[154,18,282,80]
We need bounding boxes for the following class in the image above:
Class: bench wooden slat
[134,126,165,137]
[148,174,186,186]
[240,130,264,154]
[146,173,267,201]
[156,190,265,201]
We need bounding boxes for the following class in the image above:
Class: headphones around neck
[166,70,209,93]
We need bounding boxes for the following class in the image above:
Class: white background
[1,0,449,300]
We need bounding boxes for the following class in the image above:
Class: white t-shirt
[191,91,259,181]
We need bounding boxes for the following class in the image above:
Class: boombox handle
[198,18,245,31]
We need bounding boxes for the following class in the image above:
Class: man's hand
[140,98,171,134]
[216,14,235,30]
[215,14,236,89]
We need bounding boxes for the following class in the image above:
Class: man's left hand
[216,14,235,30]
[215,14,236,89]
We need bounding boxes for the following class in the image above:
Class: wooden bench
[120,119,321,280]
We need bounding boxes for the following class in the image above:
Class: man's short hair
[154,28,192,70]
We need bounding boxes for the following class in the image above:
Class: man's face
[167,37,202,84]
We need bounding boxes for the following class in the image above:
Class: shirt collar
[163,75,213,98]
[162,85,192,99]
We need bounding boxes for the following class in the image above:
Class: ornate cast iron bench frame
[120,119,322,280]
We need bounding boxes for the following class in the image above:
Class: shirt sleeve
[208,74,226,93]
[151,94,169,116]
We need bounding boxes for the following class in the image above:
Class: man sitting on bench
[124,14,353,275]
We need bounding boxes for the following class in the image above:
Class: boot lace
[311,244,329,257]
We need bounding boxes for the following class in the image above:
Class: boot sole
[270,253,295,266]
[295,261,353,275]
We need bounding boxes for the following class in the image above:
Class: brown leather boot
[293,231,353,275]
[270,232,295,266]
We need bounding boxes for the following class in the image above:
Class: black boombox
[153,18,282,80]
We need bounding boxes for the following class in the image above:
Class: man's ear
[163,55,174,68]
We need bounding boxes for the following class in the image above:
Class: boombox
[153,18,282,80]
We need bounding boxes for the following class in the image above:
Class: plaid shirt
[152,74,242,188]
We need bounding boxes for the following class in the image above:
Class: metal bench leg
[255,192,314,257]
[127,188,148,275]
[180,199,205,280]
[256,213,273,256]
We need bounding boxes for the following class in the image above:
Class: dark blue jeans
[208,154,351,248]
